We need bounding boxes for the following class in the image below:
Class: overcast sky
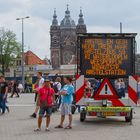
[0,0,140,59]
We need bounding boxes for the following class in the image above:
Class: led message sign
[80,35,135,77]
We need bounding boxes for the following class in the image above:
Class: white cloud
[88,25,140,52]
[88,26,119,33]
[24,17,51,59]
[0,0,51,59]
[0,0,140,60]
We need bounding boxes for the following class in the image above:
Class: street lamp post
[16,16,30,90]
[0,38,3,75]
[0,38,2,74]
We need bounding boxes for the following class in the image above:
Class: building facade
[50,6,87,69]
[5,51,52,78]
[135,53,140,75]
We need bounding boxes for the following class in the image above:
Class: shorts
[61,103,72,115]
[138,92,140,99]
[39,106,52,117]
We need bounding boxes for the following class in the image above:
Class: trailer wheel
[80,110,86,122]
[125,109,133,122]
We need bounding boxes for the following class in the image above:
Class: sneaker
[2,111,5,114]
[30,113,36,118]
[45,128,50,131]
[34,128,41,132]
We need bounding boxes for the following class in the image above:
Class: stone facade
[135,53,140,75]
[50,6,87,69]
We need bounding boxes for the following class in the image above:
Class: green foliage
[0,27,21,75]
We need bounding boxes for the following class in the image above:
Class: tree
[0,28,21,75]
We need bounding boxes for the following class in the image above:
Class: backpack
[53,83,59,93]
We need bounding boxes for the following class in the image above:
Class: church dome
[60,6,76,29]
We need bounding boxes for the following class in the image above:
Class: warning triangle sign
[94,78,119,99]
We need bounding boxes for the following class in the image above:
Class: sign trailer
[76,33,137,123]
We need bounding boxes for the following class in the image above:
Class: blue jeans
[0,93,6,113]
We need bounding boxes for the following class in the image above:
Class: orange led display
[80,38,133,77]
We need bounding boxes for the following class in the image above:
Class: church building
[50,6,87,69]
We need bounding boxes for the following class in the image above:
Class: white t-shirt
[54,82,61,95]
[18,83,23,90]
[39,78,44,88]
[86,81,91,89]
[117,82,122,90]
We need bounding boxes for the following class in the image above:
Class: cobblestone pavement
[0,94,140,140]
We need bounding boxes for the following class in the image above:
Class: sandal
[55,125,63,128]
[45,128,50,131]
[34,128,41,132]
[64,126,72,129]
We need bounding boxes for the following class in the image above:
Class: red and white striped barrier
[111,76,138,107]
[117,76,138,107]
[75,75,85,105]
[76,75,138,107]
[128,76,138,106]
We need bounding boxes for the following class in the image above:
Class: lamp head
[16,18,20,20]
[25,16,30,19]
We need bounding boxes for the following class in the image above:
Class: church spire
[65,4,70,17]
[52,9,58,26]
[60,4,75,28]
[78,8,85,25]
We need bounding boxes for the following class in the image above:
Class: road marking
[7,104,35,107]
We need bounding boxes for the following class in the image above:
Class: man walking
[10,80,19,98]
[34,79,55,131]
[55,76,74,129]
[0,75,8,114]
[30,72,44,118]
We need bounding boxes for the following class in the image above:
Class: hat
[0,75,4,78]
[44,79,50,82]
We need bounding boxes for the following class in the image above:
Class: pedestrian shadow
[17,117,37,121]
[14,127,62,137]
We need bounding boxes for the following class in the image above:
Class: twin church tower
[50,6,87,69]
